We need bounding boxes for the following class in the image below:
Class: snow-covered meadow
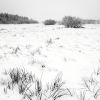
[0,24,100,100]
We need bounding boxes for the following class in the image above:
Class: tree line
[0,13,38,24]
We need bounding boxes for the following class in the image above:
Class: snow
[0,24,100,100]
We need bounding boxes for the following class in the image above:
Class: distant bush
[43,19,56,25]
[61,16,83,28]
[0,13,38,24]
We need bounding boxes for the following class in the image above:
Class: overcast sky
[0,0,100,21]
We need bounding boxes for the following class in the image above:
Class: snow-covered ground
[0,24,100,100]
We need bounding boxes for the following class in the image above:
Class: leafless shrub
[61,16,83,28]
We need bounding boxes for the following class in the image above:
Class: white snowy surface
[0,24,100,100]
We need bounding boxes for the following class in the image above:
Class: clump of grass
[44,73,72,100]
[1,68,34,95]
[46,38,54,47]
[82,67,100,100]
[1,68,71,100]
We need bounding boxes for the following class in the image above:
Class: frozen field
[0,24,100,100]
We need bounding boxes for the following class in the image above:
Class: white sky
[0,0,100,21]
